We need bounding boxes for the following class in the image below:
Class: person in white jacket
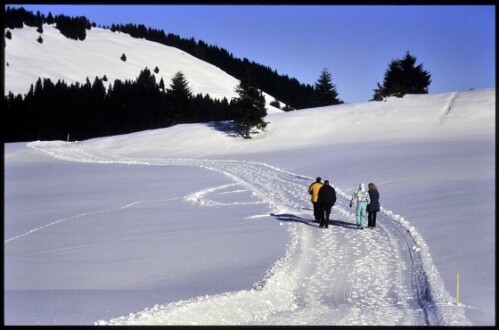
[350,183,371,229]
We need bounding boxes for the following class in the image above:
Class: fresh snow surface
[5,89,495,325]
[3,21,495,326]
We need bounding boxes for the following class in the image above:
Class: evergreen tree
[166,71,192,124]
[231,81,267,139]
[91,76,107,101]
[35,11,43,28]
[136,67,157,89]
[53,14,90,40]
[373,51,431,100]
[314,67,342,106]
[270,98,281,109]
[168,71,191,97]
[372,82,387,101]
[46,12,54,25]
[120,53,127,62]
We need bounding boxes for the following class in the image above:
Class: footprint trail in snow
[27,141,469,326]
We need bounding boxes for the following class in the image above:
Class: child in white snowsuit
[350,183,371,229]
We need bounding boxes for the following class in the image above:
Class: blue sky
[7,4,495,103]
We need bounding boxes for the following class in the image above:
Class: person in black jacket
[367,182,380,228]
[317,180,337,229]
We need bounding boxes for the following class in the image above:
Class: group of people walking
[308,177,380,230]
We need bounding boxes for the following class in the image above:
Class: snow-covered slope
[3,17,495,327]
[5,88,495,325]
[4,24,282,113]
[52,88,494,157]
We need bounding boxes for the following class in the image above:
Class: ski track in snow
[439,91,459,122]
[4,197,182,244]
[23,141,470,326]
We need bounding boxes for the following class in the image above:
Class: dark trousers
[368,211,378,227]
[319,204,333,228]
[312,202,321,222]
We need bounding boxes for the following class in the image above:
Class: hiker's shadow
[333,219,358,229]
[270,213,358,230]
[270,213,316,228]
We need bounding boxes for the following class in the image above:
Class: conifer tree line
[4,7,318,109]
[4,69,236,142]
[107,22,319,110]
[4,7,433,142]
[4,6,92,41]
[4,6,432,108]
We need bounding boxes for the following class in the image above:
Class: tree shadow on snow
[206,121,264,138]
[206,121,242,138]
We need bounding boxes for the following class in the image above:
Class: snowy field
[4,22,495,325]
[4,88,495,325]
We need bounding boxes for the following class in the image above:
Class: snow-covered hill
[4,23,283,113]
[3,17,495,327]
[5,87,495,325]
[69,88,493,157]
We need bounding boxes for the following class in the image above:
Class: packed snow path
[27,141,469,325]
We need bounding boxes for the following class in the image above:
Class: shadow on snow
[206,121,264,138]
[270,213,358,230]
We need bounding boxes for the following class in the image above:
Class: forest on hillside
[4,7,430,143]
[4,6,319,110]
[4,68,236,142]
[3,7,336,142]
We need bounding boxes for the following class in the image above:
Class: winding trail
[25,141,469,325]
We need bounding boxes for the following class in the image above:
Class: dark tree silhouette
[231,81,267,139]
[166,71,192,124]
[373,51,432,100]
[314,67,343,106]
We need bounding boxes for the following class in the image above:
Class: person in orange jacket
[308,177,323,222]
